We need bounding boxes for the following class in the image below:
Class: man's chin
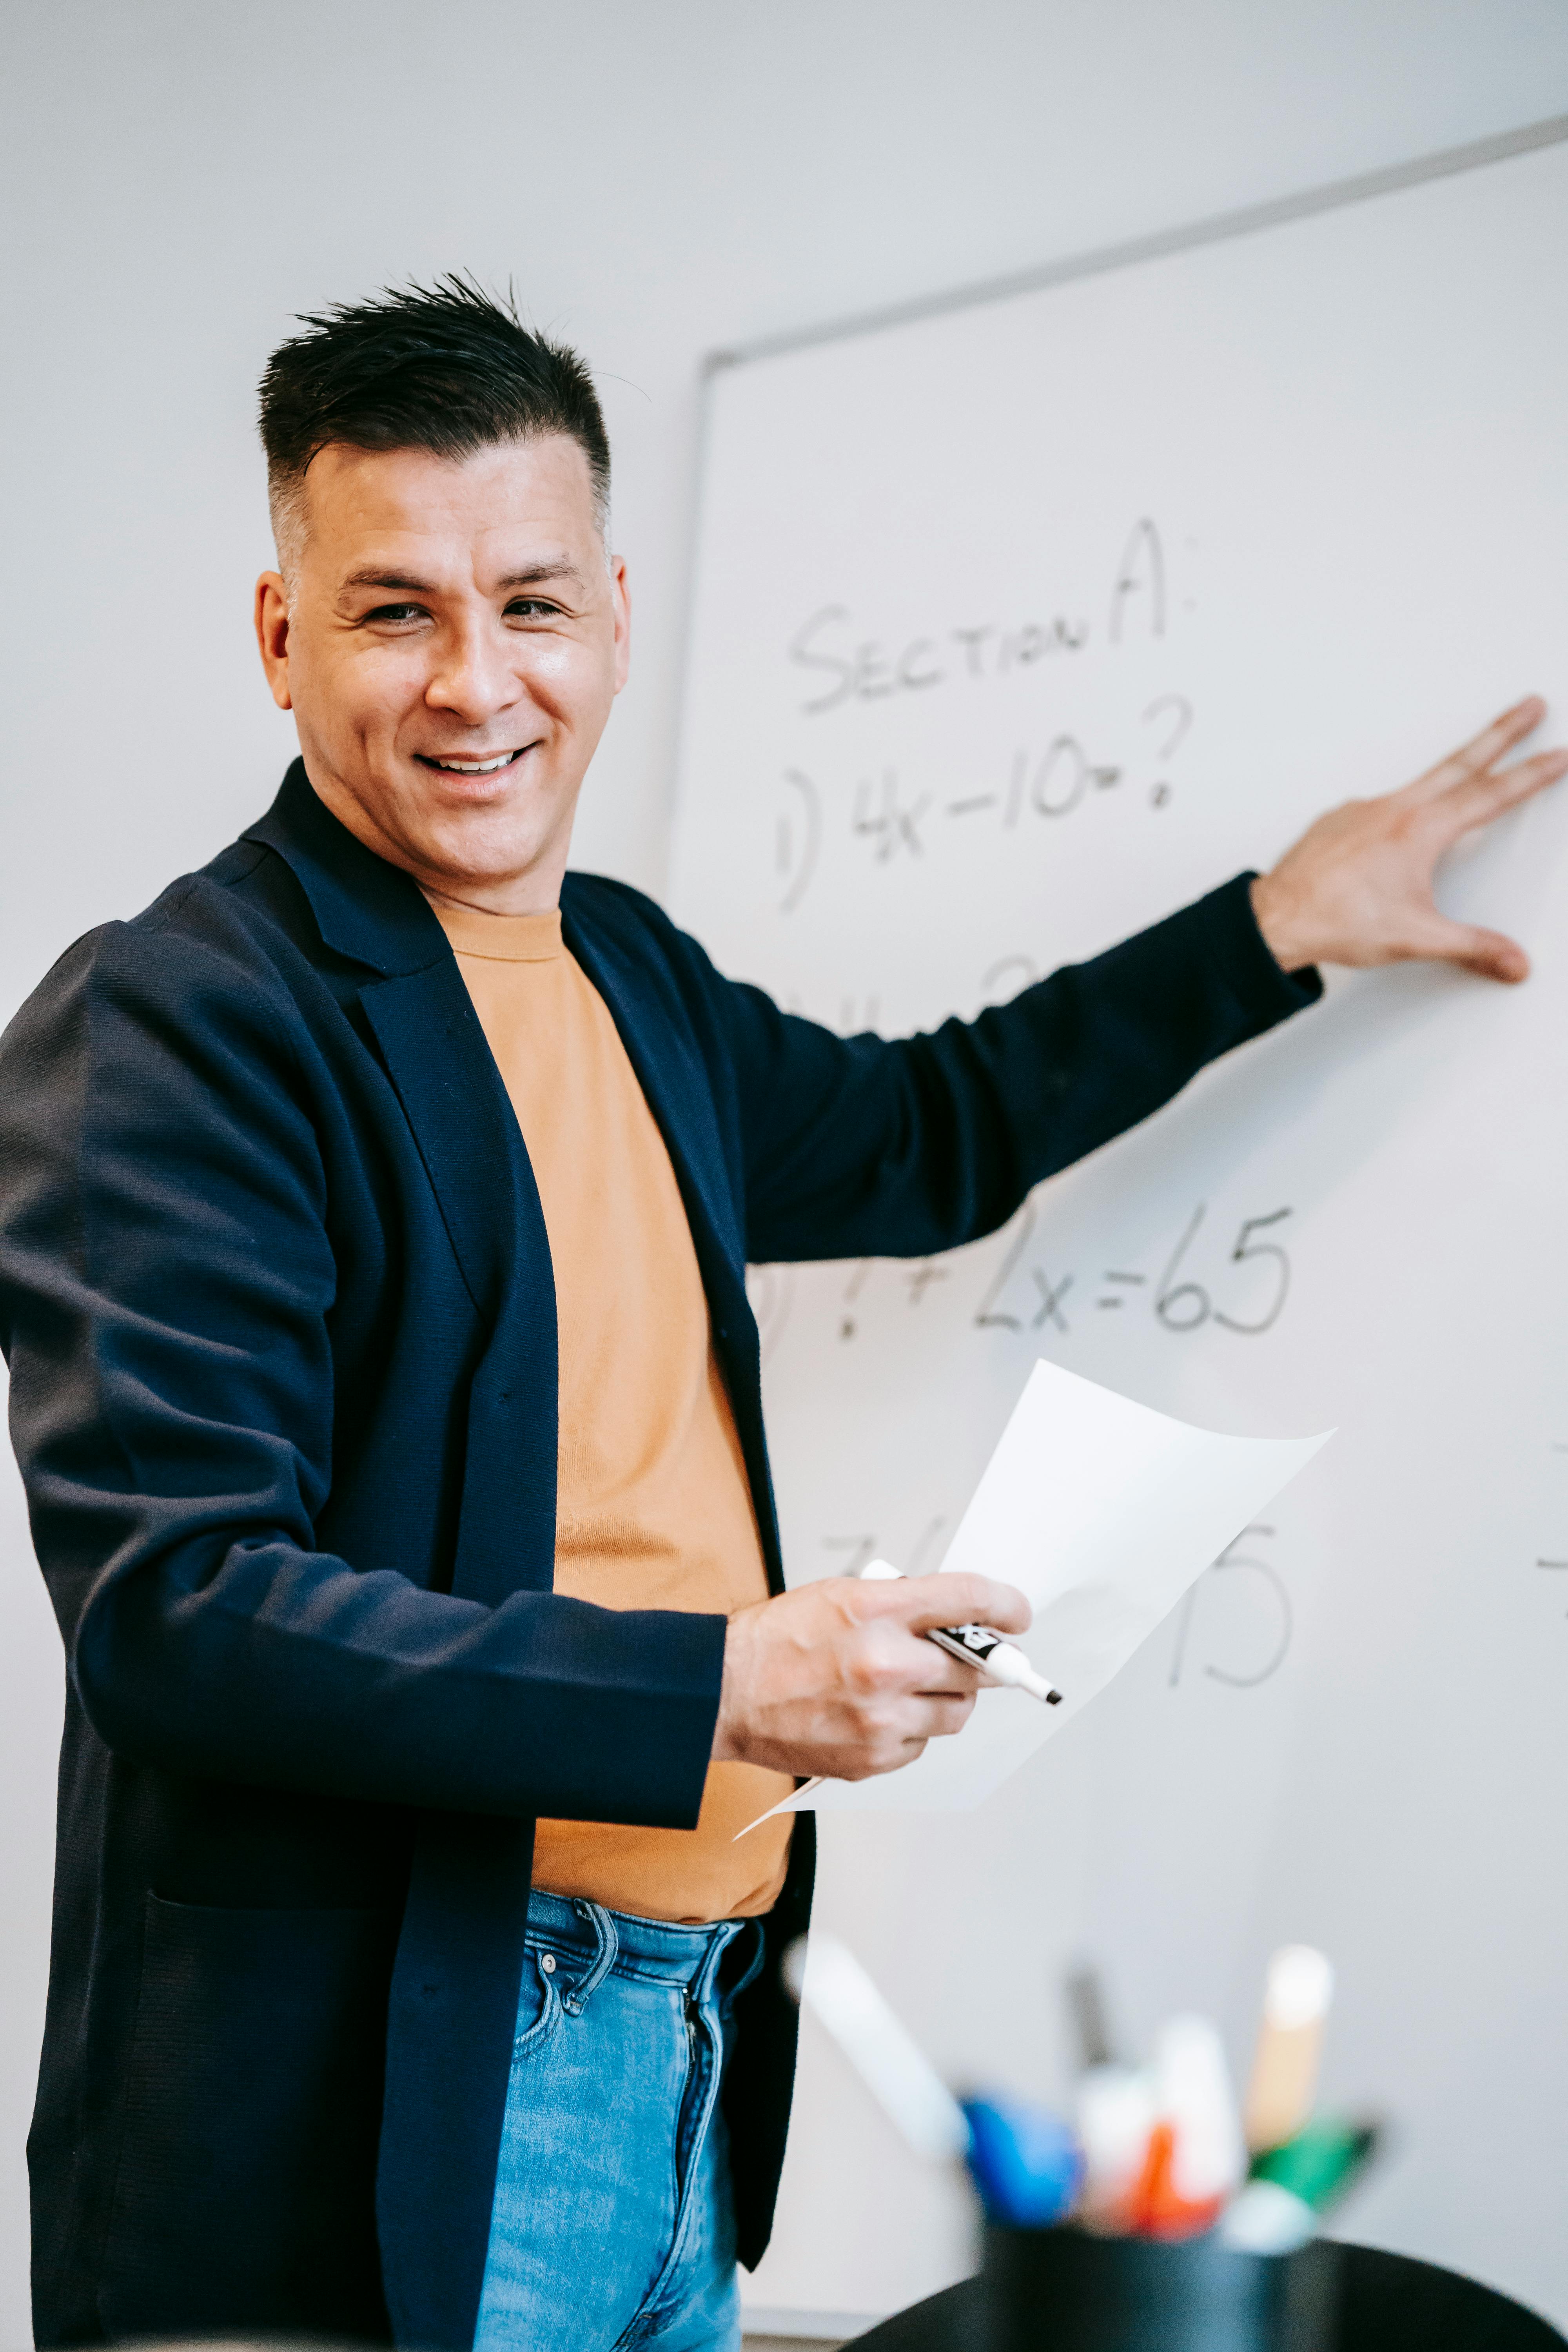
[407,794,577,904]
[305,754,577,902]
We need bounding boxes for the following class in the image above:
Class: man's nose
[424,620,524,725]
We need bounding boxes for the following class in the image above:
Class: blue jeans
[474,1891,765,2352]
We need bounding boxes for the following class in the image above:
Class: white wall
[4,3,1568,2340]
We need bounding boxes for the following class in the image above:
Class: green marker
[1221,2119,1381,2254]
[1253,2119,1379,2205]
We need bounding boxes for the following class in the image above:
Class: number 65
[1157,1204,1292,1336]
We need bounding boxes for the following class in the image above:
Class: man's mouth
[414,749,526,776]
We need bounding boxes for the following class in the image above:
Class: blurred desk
[846,2243,1566,2351]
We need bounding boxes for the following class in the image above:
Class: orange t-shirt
[430,898,793,1922]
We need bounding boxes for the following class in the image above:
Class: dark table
[845,2242,1566,2351]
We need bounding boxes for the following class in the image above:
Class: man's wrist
[711,1611,747,1764]
[1249,872,1317,974]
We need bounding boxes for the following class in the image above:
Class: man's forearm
[68,1535,726,1823]
[736,871,1320,1269]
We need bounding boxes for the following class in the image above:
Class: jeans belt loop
[563,1900,619,2015]
[691,1916,741,2011]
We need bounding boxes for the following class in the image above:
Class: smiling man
[0,279,1561,2352]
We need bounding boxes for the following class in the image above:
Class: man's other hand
[712,1572,1031,1782]
[1250,697,1568,982]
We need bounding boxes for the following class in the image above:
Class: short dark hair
[258,275,611,572]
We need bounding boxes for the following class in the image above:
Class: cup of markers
[783,1936,1377,2351]
[960,1947,1375,2352]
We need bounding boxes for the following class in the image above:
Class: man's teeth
[432,752,515,774]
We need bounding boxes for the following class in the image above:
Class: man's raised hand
[1250,697,1568,982]
[712,1571,1031,1782]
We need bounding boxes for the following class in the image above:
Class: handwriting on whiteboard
[976,1200,1292,1340]
[1167,1525,1292,1690]
[786,515,1171,716]
[777,709,1191,907]
[773,516,1195,912]
[747,1198,1294,1358]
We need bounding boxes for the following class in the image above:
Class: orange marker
[1129,2122,1226,2238]
[1131,2017,1245,2238]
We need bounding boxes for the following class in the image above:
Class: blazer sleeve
[720,873,1322,1264]
[0,916,723,1826]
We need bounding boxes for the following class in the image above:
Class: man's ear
[611,555,631,696]
[255,573,294,711]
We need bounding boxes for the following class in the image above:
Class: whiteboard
[668,129,1568,2332]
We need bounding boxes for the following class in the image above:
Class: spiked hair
[259,275,611,577]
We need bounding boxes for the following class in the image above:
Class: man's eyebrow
[338,561,588,595]
[496,561,588,592]
[340,569,435,594]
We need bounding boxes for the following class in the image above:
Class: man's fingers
[838,1688,979,1779]
[1403,695,1548,803]
[1434,745,1568,838]
[887,1690,978,1751]
[900,1645,995,1698]
[1405,913,1530,983]
[905,1689,979,1735]
[869,1572,1031,1638]
[848,1734,931,1780]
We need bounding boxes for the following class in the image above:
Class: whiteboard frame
[702,111,1568,375]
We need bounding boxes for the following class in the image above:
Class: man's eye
[505,598,563,621]
[363,603,427,625]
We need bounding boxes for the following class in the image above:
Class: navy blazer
[0,762,1318,2348]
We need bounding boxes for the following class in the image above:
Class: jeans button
[541,1953,556,1974]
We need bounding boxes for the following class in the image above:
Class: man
[0,278,1559,2352]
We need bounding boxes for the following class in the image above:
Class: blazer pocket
[99,1892,399,2339]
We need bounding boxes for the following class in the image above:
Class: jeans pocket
[512,1944,564,2058]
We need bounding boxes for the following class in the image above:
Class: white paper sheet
[742,1360,1331,1824]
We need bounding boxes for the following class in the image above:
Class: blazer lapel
[356,961,533,1326]
[357,965,559,1607]
[246,764,558,1606]
[244,760,443,973]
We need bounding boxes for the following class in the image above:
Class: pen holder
[980,2223,1341,2352]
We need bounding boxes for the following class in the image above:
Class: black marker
[860,1559,1062,1704]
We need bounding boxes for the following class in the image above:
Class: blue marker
[963,2094,1083,2226]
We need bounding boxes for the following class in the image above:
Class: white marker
[782,1933,969,2163]
[860,1558,1062,1704]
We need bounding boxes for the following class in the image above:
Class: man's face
[254,435,628,909]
